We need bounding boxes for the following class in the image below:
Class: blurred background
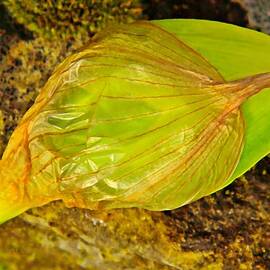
[0,1,269,270]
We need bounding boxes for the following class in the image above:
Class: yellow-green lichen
[2,0,142,39]
[0,203,224,270]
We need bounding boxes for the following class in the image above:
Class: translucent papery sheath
[0,21,270,223]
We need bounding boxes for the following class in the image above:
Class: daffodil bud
[1,21,270,224]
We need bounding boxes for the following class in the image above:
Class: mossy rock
[2,0,142,39]
[237,0,270,34]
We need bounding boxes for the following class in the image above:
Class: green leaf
[154,19,270,181]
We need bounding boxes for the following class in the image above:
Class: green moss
[0,203,224,270]
[2,0,142,39]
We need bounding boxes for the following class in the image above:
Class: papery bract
[0,21,270,223]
